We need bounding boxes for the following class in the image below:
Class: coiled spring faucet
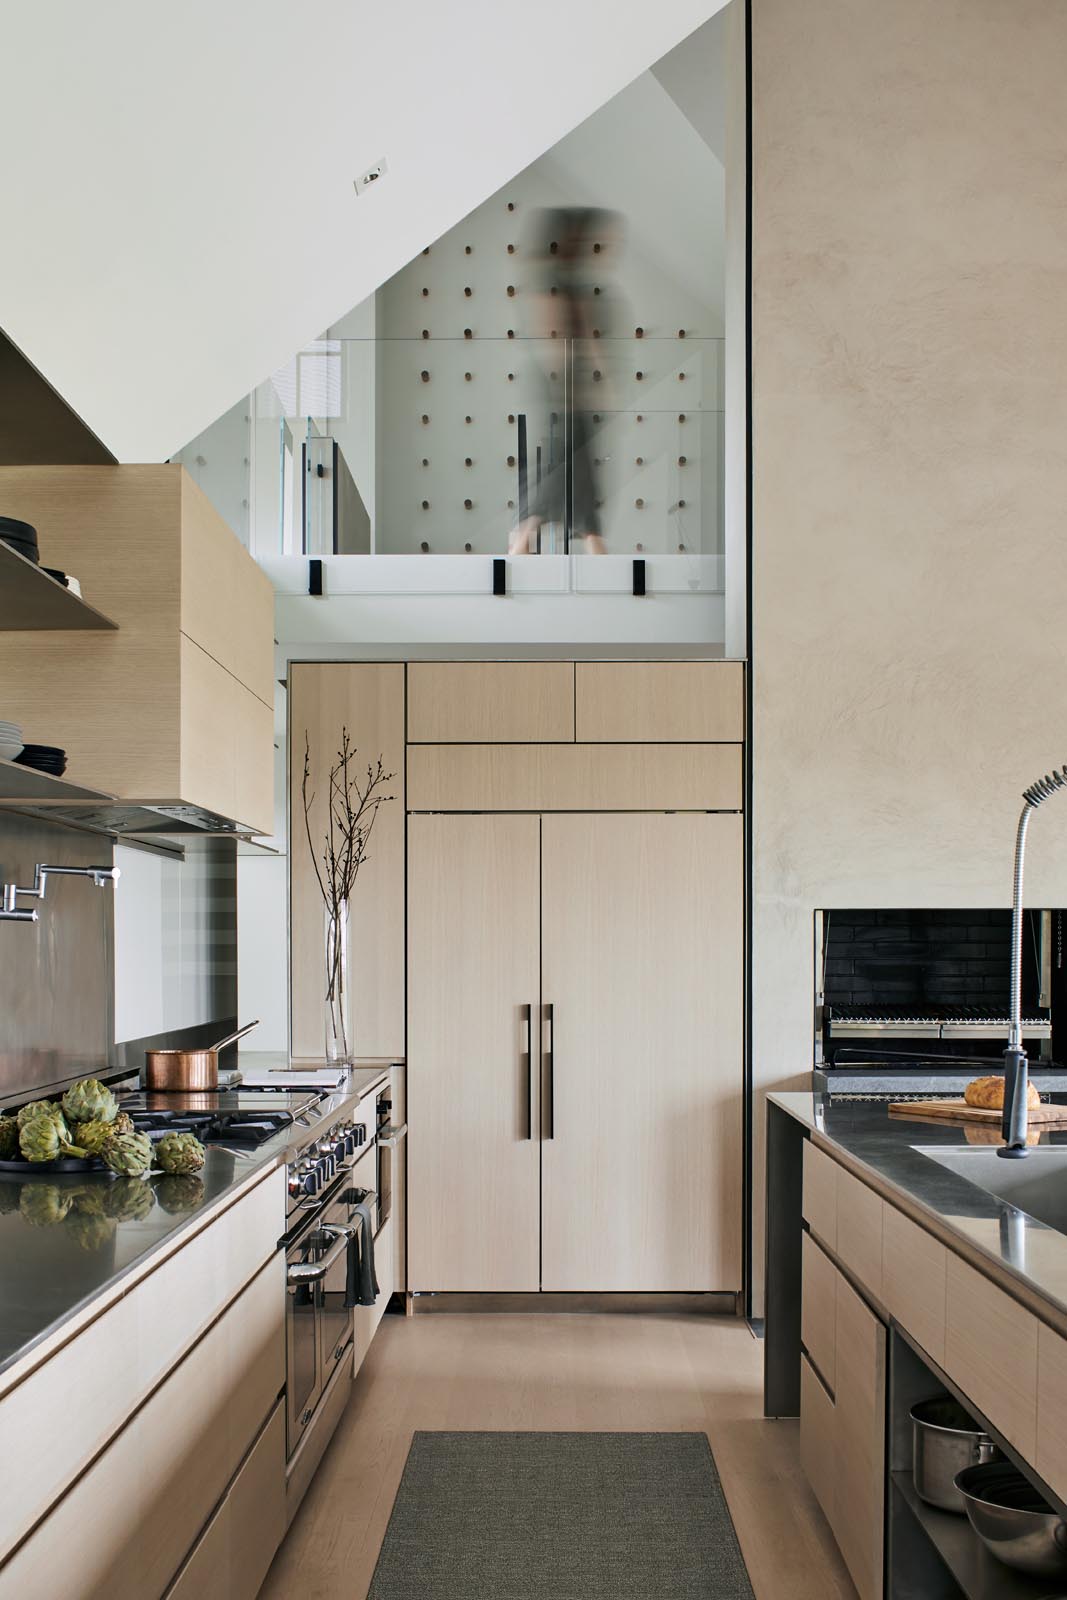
[1001,767,1067,1157]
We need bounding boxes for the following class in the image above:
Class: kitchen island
[767,1089,1067,1600]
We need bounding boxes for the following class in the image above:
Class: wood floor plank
[260,1313,857,1600]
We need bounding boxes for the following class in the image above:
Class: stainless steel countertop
[0,1061,393,1383]
[770,1089,1067,1329]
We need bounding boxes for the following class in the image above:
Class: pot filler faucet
[0,862,120,923]
[1001,767,1067,1158]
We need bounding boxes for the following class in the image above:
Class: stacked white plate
[0,720,24,762]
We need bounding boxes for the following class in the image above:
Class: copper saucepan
[144,1020,260,1092]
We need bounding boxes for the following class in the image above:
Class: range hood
[27,799,256,837]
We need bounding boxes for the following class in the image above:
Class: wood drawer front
[835,1164,884,1301]
[800,1352,837,1524]
[0,1168,283,1565]
[834,1269,886,1600]
[801,1232,837,1392]
[882,1205,947,1365]
[802,1140,837,1250]
[575,662,744,743]
[163,1402,285,1600]
[1,1255,284,1599]
[1037,1325,1067,1506]
[407,742,742,812]
[407,662,575,743]
[945,1254,1038,1460]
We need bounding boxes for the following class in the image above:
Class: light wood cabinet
[801,1140,838,1251]
[288,663,405,1060]
[408,812,742,1295]
[1036,1323,1067,1505]
[407,813,542,1291]
[0,1167,284,1566]
[406,741,742,812]
[0,1256,284,1599]
[798,1248,885,1600]
[0,465,274,831]
[575,661,744,742]
[881,1203,947,1366]
[945,1252,1039,1461]
[540,812,742,1292]
[801,1231,837,1391]
[835,1163,884,1301]
[407,662,574,742]
[164,1403,285,1600]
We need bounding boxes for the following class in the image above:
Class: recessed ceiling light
[354,158,388,196]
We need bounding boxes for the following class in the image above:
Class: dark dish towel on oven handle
[345,1200,379,1308]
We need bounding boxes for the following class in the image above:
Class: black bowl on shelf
[13,745,67,776]
[42,568,70,588]
[0,517,40,563]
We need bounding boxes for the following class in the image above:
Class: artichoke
[101,1176,155,1222]
[74,1119,115,1157]
[19,1183,73,1227]
[19,1114,87,1163]
[99,1130,153,1177]
[61,1078,117,1128]
[70,1184,108,1218]
[65,1207,117,1252]
[16,1099,63,1130]
[153,1174,205,1214]
[153,1132,206,1176]
[0,1116,19,1160]
[111,1111,135,1137]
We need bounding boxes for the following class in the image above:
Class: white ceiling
[1,0,726,462]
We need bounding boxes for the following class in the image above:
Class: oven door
[375,1097,407,1233]
[318,1191,358,1388]
[285,1218,325,1455]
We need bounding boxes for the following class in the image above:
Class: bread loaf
[964,1075,1040,1111]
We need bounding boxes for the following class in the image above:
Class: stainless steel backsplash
[0,812,113,1099]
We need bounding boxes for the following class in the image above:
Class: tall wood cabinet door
[407,814,541,1291]
[540,813,743,1292]
[288,664,405,1059]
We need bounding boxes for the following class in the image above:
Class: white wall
[2,0,730,462]
[750,0,1067,1307]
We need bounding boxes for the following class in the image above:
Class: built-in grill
[815,908,1067,1098]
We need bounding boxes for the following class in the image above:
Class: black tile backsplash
[822,908,1043,1013]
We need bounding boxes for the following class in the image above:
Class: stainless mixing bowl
[911,1396,999,1512]
[956,1461,1067,1578]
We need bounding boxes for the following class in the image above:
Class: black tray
[0,1156,99,1175]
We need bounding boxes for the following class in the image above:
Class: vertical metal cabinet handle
[521,1003,533,1139]
[543,1002,554,1140]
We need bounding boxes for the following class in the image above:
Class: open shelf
[0,541,118,630]
[892,1473,1065,1600]
[0,756,115,805]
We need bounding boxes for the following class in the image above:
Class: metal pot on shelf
[911,1396,1000,1512]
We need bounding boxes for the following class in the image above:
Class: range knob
[353,1124,367,1147]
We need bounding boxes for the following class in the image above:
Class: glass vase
[323,900,352,1064]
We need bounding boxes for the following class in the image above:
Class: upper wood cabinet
[575,662,744,742]
[407,662,575,743]
[0,466,274,831]
[288,663,405,1060]
[407,743,742,813]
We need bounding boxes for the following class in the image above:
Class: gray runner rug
[367,1431,755,1599]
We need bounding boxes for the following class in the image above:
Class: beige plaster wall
[751,0,1067,1306]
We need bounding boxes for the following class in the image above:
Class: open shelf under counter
[891,1472,1065,1600]
[0,540,118,630]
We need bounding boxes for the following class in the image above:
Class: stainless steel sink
[919,1147,1067,1235]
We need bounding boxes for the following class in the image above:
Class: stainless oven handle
[285,1224,351,1285]
[377,1123,407,1148]
[345,1187,377,1208]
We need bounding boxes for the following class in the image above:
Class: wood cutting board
[888,1098,1067,1126]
